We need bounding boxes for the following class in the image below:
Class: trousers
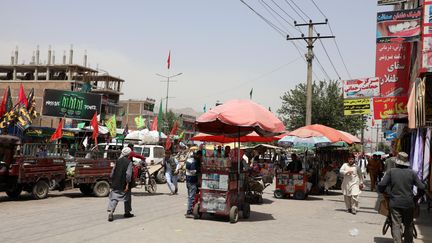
[107,189,132,213]
[391,207,414,243]
[165,172,178,193]
[186,181,198,213]
[344,195,359,211]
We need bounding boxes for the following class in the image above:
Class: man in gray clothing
[107,147,134,222]
[378,152,425,243]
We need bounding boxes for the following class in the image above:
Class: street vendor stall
[193,99,285,223]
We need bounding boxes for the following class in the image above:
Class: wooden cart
[273,172,310,200]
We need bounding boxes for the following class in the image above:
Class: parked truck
[0,135,113,200]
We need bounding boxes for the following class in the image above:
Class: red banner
[373,96,408,120]
[375,42,411,97]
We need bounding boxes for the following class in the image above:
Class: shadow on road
[132,192,164,197]
[305,196,323,201]
[198,211,275,223]
[0,193,66,202]
[373,236,393,243]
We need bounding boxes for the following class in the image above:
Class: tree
[277,80,366,134]
[162,110,184,135]
[377,142,391,154]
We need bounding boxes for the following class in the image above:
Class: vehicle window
[98,145,106,151]
[134,147,143,155]
[154,147,164,158]
[143,148,150,157]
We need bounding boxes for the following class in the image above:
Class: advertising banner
[373,96,408,120]
[343,77,380,98]
[376,8,421,43]
[344,98,371,116]
[42,89,102,120]
[421,2,432,72]
[378,0,407,6]
[375,42,411,97]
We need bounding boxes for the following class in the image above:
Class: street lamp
[156,72,182,113]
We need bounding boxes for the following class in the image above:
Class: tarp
[125,129,167,144]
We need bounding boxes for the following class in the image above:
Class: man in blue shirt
[185,150,201,218]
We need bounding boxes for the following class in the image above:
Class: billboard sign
[376,9,421,43]
[421,2,432,72]
[343,77,380,98]
[378,0,406,5]
[375,42,411,97]
[373,96,408,120]
[42,89,102,120]
[343,98,371,116]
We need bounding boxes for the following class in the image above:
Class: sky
[0,0,389,115]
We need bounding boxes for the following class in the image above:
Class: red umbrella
[196,99,285,137]
[191,131,279,143]
[288,124,355,144]
[338,130,361,143]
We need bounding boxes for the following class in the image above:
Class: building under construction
[0,46,124,128]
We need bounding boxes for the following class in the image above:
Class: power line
[289,0,311,20]
[259,0,294,35]
[318,38,341,79]
[261,0,303,34]
[240,0,286,36]
[310,0,327,19]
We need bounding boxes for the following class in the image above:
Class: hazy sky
[0,0,390,114]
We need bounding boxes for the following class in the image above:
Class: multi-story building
[0,47,124,128]
[120,98,156,130]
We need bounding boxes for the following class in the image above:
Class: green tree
[377,142,391,154]
[162,110,183,135]
[277,80,366,134]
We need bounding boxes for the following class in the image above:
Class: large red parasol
[195,99,285,137]
[191,131,279,143]
[287,124,356,144]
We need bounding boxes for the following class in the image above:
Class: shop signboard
[378,0,406,5]
[373,96,408,120]
[421,2,432,72]
[376,9,421,43]
[375,42,411,97]
[343,98,371,116]
[343,77,380,98]
[42,89,102,120]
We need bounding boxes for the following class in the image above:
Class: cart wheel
[242,203,250,219]
[32,180,49,199]
[274,189,284,199]
[146,179,157,194]
[293,190,306,200]
[93,181,110,197]
[193,203,201,219]
[229,206,239,223]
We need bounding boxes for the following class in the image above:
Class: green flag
[77,122,85,129]
[249,88,253,100]
[158,100,163,138]
[106,115,117,137]
[203,104,206,112]
[134,116,145,129]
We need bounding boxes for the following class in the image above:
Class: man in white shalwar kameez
[339,154,364,215]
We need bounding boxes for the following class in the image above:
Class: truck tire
[32,180,49,199]
[229,206,239,223]
[156,169,166,184]
[79,185,93,195]
[93,181,110,197]
[6,184,22,199]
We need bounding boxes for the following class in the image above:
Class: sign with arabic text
[343,77,379,98]
[373,96,408,120]
[375,42,411,97]
[421,2,432,72]
[344,98,371,116]
[42,89,102,120]
[376,9,421,43]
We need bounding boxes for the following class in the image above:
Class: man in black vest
[107,147,134,222]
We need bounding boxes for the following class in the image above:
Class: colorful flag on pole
[16,104,32,130]
[18,83,28,107]
[203,104,206,112]
[167,51,171,69]
[151,116,158,131]
[91,112,99,144]
[134,116,145,129]
[106,115,117,137]
[170,121,178,136]
[158,100,163,138]
[250,88,253,100]
[77,122,86,129]
[50,118,63,141]
[178,131,185,141]
[0,87,9,117]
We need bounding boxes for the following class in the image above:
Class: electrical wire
[261,0,303,34]
[318,38,340,79]
[287,0,311,21]
[259,0,294,35]
[240,0,286,36]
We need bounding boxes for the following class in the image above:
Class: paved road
[1,182,431,243]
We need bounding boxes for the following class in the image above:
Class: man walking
[378,152,425,243]
[340,154,364,215]
[163,150,180,195]
[107,147,134,222]
[367,155,382,191]
[185,150,201,218]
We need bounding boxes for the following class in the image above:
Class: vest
[111,157,131,191]
[164,157,177,174]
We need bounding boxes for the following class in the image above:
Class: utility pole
[156,72,182,114]
[287,20,334,125]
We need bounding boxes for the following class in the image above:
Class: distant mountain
[171,107,203,118]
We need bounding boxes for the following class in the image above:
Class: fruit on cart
[229,206,239,223]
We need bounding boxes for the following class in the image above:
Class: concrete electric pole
[156,72,182,114]
[287,20,334,125]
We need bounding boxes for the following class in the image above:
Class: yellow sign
[344,98,371,116]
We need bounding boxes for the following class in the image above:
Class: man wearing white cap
[107,147,134,222]
[378,152,425,243]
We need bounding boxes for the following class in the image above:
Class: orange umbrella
[191,131,279,143]
[288,124,355,144]
[338,130,361,143]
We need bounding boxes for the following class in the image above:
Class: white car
[131,145,165,166]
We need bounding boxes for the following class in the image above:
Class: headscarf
[120,147,131,158]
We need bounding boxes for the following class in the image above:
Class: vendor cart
[273,172,310,200]
[193,155,250,223]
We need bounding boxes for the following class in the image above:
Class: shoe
[174,188,178,194]
[347,208,352,213]
[108,213,113,222]
[352,209,357,215]
[185,213,194,218]
[124,213,134,218]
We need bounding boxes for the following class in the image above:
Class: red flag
[150,116,158,131]
[167,51,171,69]
[0,87,8,117]
[165,136,172,150]
[50,118,63,141]
[91,112,99,144]
[170,121,178,135]
[18,83,28,107]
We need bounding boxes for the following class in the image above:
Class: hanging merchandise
[423,128,431,181]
